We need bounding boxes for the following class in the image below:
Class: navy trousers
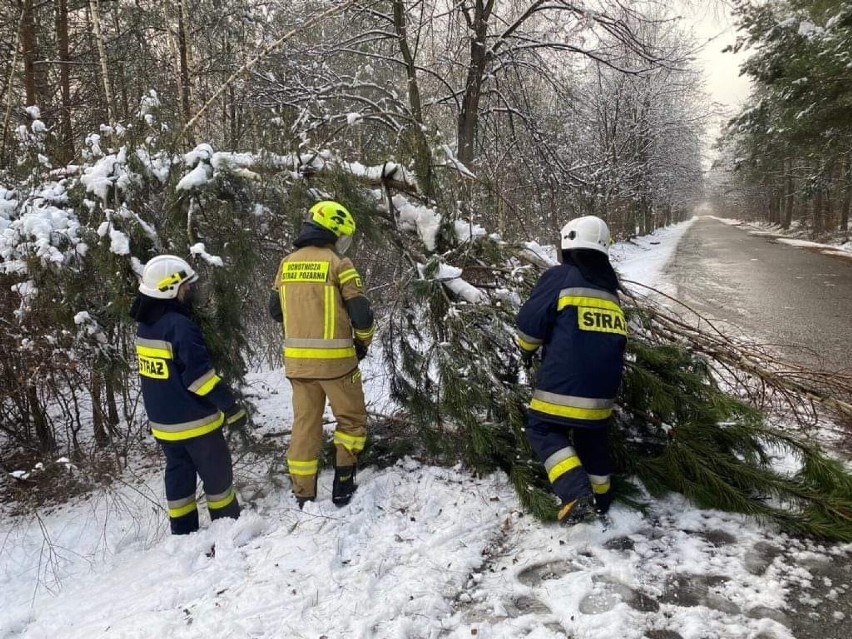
[160,428,240,535]
[525,412,612,506]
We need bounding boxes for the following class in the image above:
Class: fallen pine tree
[366,187,852,541]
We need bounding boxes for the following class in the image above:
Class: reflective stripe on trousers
[168,494,197,518]
[544,446,582,483]
[287,458,319,476]
[588,473,611,494]
[207,486,236,511]
[333,430,366,453]
[530,389,614,421]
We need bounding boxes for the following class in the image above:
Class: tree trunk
[841,157,851,240]
[21,0,40,106]
[110,7,129,120]
[392,0,433,196]
[88,0,115,123]
[768,186,778,225]
[56,0,74,163]
[91,371,108,447]
[178,0,192,125]
[2,6,26,163]
[456,1,494,168]
[27,385,54,452]
[105,371,120,431]
[813,188,824,236]
[783,163,794,229]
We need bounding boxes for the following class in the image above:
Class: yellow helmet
[309,200,356,237]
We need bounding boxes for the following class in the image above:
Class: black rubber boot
[594,491,613,515]
[332,465,357,507]
[296,495,315,509]
[557,494,595,525]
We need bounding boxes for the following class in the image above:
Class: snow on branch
[439,145,476,179]
[190,243,224,267]
[0,183,82,275]
[418,262,485,304]
[176,144,259,191]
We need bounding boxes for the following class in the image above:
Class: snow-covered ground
[2,218,850,639]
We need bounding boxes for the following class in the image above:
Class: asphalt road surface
[666,217,852,373]
[667,216,852,639]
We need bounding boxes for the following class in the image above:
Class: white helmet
[560,216,611,255]
[139,255,198,299]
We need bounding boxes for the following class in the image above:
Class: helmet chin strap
[336,235,353,255]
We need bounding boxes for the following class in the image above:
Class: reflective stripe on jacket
[135,307,235,441]
[516,264,627,428]
[273,245,374,379]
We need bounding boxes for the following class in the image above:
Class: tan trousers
[287,370,367,498]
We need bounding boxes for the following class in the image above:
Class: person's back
[276,242,364,380]
[131,255,245,534]
[270,201,375,507]
[516,216,626,525]
[135,295,225,439]
[519,255,626,428]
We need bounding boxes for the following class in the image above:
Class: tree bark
[2,6,26,163]
[91,371,107,447]
[178,0,192,125]
[110,7,129,120]
[105,371,120,431]
[392,0,433,196]
[783,161,794,229]
[56,0,74,163]
[88,0,115,123]
[456,0,494,168]
[27,385,54,452]
[768,184,778,225]
[21,0,39,106]
[813,188,824,236]
[840,157,851,240]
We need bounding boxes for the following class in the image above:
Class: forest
[1,1,851,539]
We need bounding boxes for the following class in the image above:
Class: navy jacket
[130,295,236,441]
[516,262,627,428]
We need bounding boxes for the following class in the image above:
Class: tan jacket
[273,245,374,379]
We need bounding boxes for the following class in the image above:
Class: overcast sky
[684,3,752,111]
[676,1,753,162]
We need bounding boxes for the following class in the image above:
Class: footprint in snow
[658,573,740,614]
[517,556,601,587]
[695,529,737,547]
[517,558,659,616]
[502,594,551,617]
[577,575,660,615]
[645,631,684,639]
[744,541,784,576]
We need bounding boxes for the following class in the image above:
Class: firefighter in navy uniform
[269,201,375,507]
[130,255,246,535]
[516,216,626,525]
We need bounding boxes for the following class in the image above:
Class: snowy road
[666,217,852,372]
[663,216,852,638]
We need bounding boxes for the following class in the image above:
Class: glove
[354,340,368,361]
[225,404,248,429]
[520,349,537,368]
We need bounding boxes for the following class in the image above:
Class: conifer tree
[375,189,852,541]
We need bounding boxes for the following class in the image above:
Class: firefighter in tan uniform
[269,201,375,507]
